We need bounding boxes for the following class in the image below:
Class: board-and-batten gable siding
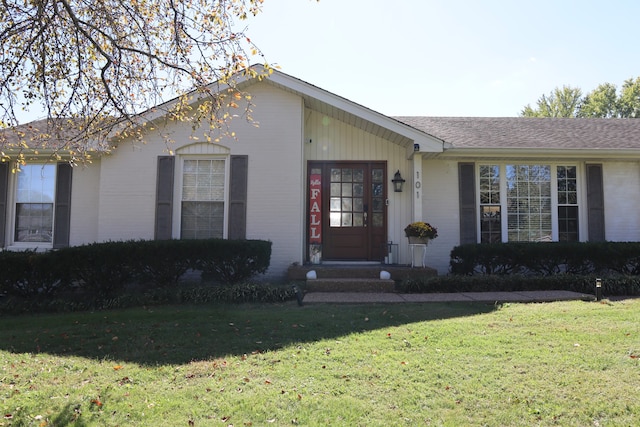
[303,108,414,264]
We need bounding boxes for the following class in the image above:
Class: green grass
[1,299,639,426]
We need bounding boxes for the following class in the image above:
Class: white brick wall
[96,82,304,279]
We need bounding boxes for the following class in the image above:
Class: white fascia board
[106,64,444,153]
[263,70,445,153]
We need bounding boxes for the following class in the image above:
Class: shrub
[450,242,640,276]
[0,250,69,298]
[0,238,274,314]
[194,239,272,284]
[398,274,640,296]
[131,239,194,288]
[59,241,137,299]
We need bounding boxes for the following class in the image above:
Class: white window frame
[477,162,585,243]
[173,155,230,240]
[7,163,57,250]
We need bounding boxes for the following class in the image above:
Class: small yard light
[292,285,304,306]
[392,170,405,193]
[595,278,602,301]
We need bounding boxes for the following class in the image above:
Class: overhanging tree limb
[1,0,270,161]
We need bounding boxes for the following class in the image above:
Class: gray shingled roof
[393,117,640,150]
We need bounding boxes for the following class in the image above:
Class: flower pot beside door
[404,222,438,268]
[408,236,430,245]
[404,222,438,241]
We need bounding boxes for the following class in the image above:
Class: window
[181,159,225,239]
[557,166,578,241]
[506,165,552,242]
[15,164,56,243]
[478,164,579,243]
[479,165,501,243]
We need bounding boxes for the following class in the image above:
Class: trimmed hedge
[0,283,297,315]
[398,274,640,296]
[450,242,640,276]
[0,239,273,311]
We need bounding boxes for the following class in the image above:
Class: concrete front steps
[287,263,437,293]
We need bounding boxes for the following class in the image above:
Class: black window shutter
[155,156,175,240]
[0,162,8,247]
[458,163,477,244]
[586,164,605,242]
[53,162,73,248]
[228,155,248,240]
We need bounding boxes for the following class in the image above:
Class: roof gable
[257,68,445,152]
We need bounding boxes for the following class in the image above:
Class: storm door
[308,161,387,261]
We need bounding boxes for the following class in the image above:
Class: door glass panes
[330,167,365,227]
[15,164,56,243]
[371,168,384,228]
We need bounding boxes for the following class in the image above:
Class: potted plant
[404,221,438,244]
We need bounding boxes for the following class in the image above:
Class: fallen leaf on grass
[113,365,123,370]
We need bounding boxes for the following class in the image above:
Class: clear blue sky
[245,0,640,117]
[14,0,640,121]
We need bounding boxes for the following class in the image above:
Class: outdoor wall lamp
[392,170,406,192]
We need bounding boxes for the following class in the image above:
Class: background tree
[578,83,618,118]
[1,0,272,162]
[618,77,640,118]
[522,77,640,118]
[520,86,582,117]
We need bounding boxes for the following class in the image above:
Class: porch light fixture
[392,170,406,192]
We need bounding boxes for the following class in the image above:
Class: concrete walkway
[302,290,594,304]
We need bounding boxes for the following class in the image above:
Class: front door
[308,161,387,261]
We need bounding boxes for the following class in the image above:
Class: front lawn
[1,300,639,426]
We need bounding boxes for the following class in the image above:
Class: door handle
[363,204,368,227]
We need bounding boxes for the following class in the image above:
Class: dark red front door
[308,161,387,261]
